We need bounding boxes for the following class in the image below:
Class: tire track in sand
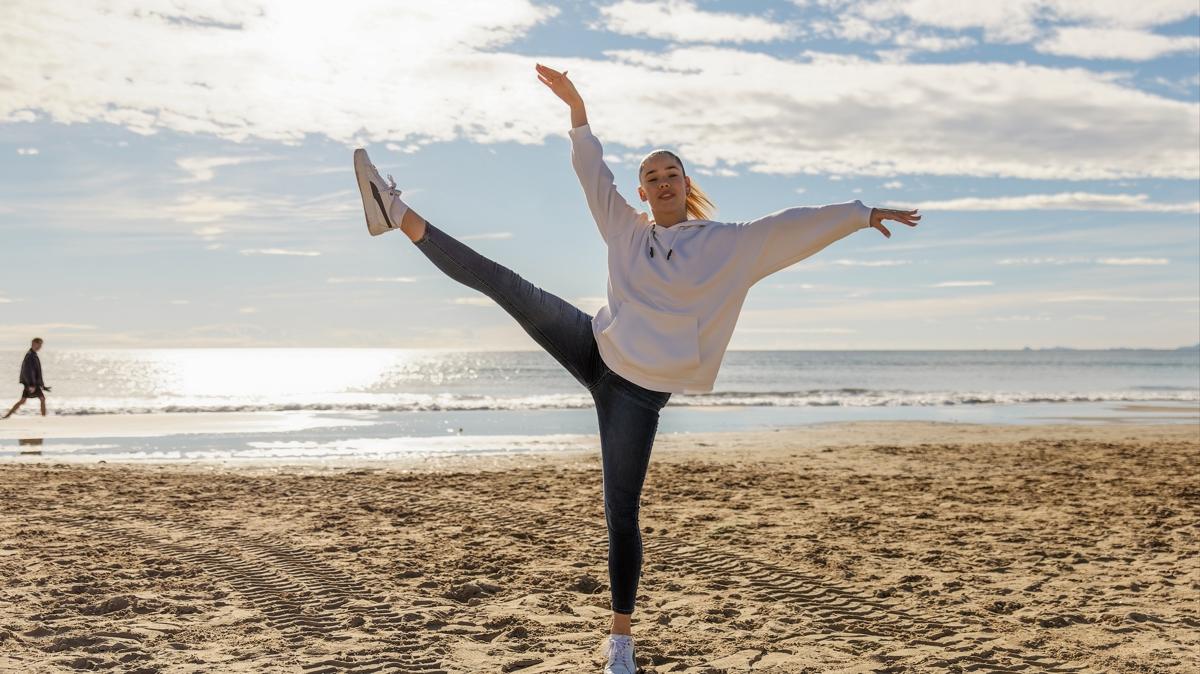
[74,515,449,674]
[343,481,1095,673]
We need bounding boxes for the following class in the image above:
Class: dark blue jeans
[413,221,671,615]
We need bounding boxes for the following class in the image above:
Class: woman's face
[637,153,690,216]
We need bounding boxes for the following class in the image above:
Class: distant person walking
[3,338,51,419]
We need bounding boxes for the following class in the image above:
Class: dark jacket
[19,350,43,388]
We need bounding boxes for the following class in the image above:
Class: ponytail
[685,181,716,221]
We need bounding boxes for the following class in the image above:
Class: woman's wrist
[569,102,588,129]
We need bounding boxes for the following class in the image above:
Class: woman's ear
[637,186,648,202]
[684,175,692,196]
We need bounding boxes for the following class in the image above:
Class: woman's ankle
[401,210,427,242]
[610,612,632,635]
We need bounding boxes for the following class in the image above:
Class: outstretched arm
[536,63,642,245]
[738,202,920,285]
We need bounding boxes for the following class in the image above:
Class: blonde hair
[640,149,717,221]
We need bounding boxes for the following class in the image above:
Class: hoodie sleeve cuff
[853,199,872,229]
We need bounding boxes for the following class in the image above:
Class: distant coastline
[1018,343,1200,351]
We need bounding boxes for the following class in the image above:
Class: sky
[0,0,1197,350]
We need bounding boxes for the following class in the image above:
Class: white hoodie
[570,123,873,394]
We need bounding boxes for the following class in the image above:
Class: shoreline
[1,400,1197,443]
[0,417,1196,471]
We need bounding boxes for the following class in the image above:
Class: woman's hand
[869,207,920,238]
[536,63,583,109]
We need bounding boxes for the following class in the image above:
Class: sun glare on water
[145,348,421,398]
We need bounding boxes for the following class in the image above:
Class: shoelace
[368,158,403,198]
[605,636,634,668]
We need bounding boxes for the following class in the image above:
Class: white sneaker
[353,148,409,236]
[601,634,637,674]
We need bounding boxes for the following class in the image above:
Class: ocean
[7,347,1199,415]
[1,348,1196,462]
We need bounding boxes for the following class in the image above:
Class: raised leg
[409,218,605,390]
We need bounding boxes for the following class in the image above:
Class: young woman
[352,63,920,673]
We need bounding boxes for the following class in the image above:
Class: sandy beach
[1,420,1196,673]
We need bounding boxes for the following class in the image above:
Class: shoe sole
[353,148,394,236]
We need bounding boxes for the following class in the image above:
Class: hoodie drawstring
[648,223,673,260]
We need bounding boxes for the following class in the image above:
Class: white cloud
[167,195,251,223]
[4,183,358,245]
[0,297,12,303]
[1040,294,1198,303]
[931,280,995,287]
[238,307,258,314]
[1037,27,1200,60]
[830,258,912,266]
[870,223,1196,254]
[1151,73,1200,95]
[892,30,975,52]
[1,4,1195,181]
[765,283,818,290]
[572,296,608,313]
[193,225,224,241]
[384,142,423,154]
[459,232,515,241]
[915,192,1200,212]
[882,180,904,189]
[738,327,858,333]
[588,48,1198,180]
[739,287,1198,334]
[239,248,321,257]
[169,299,190,305]
[0,1,557,143]
[978,314,1051,322]
[830,15,891,41]
[998,256,1091,265]
[600,0,793,43]
[0,323,97,334]
[15,147,38,155]
[452,297,495,306]
[326,276,418,283]
[1095,257,1170,265]
[813,0,1200,44]
[176,155,274,182]
[695,166,739,177]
